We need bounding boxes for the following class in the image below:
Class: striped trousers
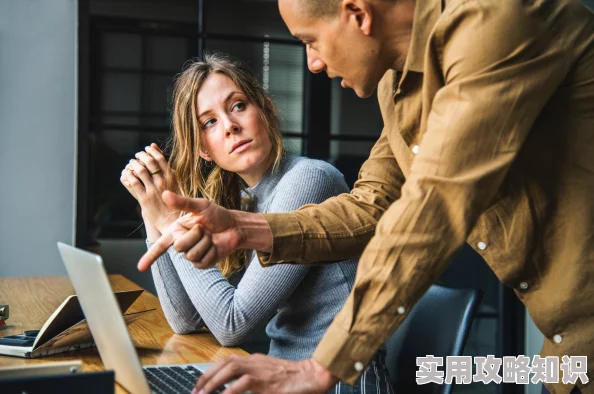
[330,351,395,394]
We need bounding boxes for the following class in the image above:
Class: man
[140,0,594,393]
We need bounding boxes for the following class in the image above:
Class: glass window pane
[204,39,304,133]
[148,36,188,71]
[204,0,292,39]
[103,116,141,126]
[101,130,141,156]
[147,74,175,113]
[103,33,142,68]
[103,73,142,112]
[283,137,303,156]
[330,140,375,161]
[91,131,142,239]
[138,132,170,150]
[330,79,383,138]
[99,130,170,158]
[90,0,198,23]
[102,116,170,130]
[330,140,375,188]
[140,116,171,128]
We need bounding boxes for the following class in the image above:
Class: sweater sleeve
[150,161,349,346]
[150,249,204,334]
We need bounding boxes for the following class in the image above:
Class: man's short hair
[300,0,342,17]
[300,0,397,18]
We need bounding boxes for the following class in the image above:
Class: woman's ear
[199,149,212,162]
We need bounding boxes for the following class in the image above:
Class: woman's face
[197,73,273,187]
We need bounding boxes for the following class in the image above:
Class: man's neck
[376,0,416,71]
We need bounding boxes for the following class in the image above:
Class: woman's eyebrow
[198,91,243,118]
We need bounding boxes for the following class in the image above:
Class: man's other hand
[192,354,338,394]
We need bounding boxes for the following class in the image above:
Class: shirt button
[553,334,563,344]
[354,362,364,372]
[397,306,405,315]
[519,282,529,291]
[477,242,487,250]
[412,145,420,154]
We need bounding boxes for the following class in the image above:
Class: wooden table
[0,275,248,393]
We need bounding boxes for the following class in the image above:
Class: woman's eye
[232,102,246,111]
[203,119,216,128]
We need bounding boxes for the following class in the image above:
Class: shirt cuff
[256,212,303,266]
[312,320,383,386]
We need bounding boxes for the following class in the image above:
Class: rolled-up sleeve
[312,0,570,384]
[258,126,405,265]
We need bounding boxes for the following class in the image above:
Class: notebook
[0,289,154,358]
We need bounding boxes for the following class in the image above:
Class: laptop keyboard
[143,365,225,394]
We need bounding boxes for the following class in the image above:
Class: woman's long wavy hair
[168,53,284,277]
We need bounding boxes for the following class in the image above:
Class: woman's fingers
[129,159,154,188]
[133,143,166,173]
[134,151,157,173]
[150,142,163,154]
[135,150,161,175]
[120,169,131,188]
[144,144,168,171]
[122,168,145,196]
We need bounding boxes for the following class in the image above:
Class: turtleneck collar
[246,152,296,209]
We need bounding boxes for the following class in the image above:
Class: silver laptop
[57,242,226,394]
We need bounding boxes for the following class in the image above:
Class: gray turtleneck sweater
[148,154,358,361]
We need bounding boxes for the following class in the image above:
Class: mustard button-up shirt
[259,0,594,392]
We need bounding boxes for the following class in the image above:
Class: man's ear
[341,0,372,36]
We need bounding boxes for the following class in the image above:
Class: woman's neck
[238,153,277,188]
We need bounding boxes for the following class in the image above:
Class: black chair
[385,284,483,394]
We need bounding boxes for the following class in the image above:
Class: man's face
[279,0,385,98]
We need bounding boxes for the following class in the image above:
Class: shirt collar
[405,0,443,73]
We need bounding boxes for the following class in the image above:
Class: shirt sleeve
[150,162,351,346]
[258,127,405,265]
[312,1,570,384]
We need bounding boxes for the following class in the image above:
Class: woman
[121,53,393,394]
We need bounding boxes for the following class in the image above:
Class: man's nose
[306,47,326,74]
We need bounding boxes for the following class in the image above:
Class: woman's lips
[231,140,252,153]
